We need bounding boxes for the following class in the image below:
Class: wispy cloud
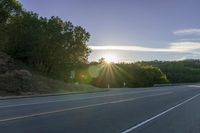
[89,45,172,52]
[89,41,200,53]
[176,38,200,41]
[174,28,200,35]
[169,42,200,51]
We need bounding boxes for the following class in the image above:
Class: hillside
[0,52,100,96]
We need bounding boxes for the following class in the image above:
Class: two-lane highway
[0,85,200,133]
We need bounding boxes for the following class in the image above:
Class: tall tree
[3,9,91,80]
[0,0,22,51]
[0,0,22,23]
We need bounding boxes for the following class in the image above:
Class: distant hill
[138,60,200,83]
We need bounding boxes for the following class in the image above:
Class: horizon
[19,0,200,62]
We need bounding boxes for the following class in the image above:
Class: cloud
[173,28,200,35]
[169,42,200,51]
[89,45,171,52]
[176,38,200,41]
[89,41,200,53]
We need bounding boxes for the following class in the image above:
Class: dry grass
[32,74,105,94]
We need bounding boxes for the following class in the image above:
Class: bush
[0,70,32,93]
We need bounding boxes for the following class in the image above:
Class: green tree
[3,10,91,80]
[0,0,22,51]
[0,0,22,23]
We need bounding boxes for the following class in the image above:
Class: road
[0,85,200,133]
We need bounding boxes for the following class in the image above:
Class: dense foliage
[0,0,90,80]
[74,59,200,87]
[74,61,169,88]
[139,60,200,83]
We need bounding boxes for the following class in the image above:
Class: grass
[31,74,107,94]
[0,73,107,97]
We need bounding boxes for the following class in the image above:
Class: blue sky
[20,0,200,62]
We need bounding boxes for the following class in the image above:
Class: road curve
[0,85,200,133]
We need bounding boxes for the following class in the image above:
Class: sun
[105,60,111,64]
[103,53,118,63]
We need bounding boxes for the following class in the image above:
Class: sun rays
[89,60,131,88]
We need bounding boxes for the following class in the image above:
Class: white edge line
[187,85,200,88]
[0,92,172,123]
[121,92,200,133]
[0,89,172,108]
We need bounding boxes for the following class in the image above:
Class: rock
[13,69,33,92]
[0,70,32,93]
[0,52,33,93]
[0,52,16,74]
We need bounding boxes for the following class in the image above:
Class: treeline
[74,59,200,88]
[74,61,169,88]
[0,0,90,80]
[138,60,200,83]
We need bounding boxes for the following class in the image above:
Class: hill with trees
[138,60,200,83]
[1,0,90,81]
[73,59,169,88]
[1,0,200,95]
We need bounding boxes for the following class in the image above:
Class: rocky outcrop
[0,52,32,93]
[0,52,16,74]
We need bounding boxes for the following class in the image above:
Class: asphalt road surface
[0,85,200,133]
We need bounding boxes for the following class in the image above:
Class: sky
[19,0,200,62]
